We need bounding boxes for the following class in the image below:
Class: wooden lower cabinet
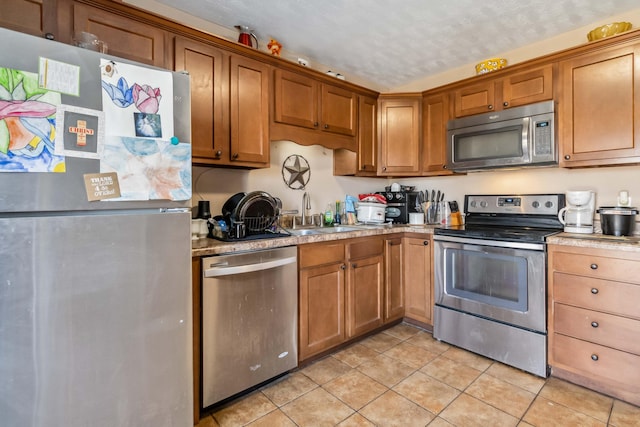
[346,238,384,337]
[299,261,346,361]
[403,236,433,326]
[384,237,404,322]
[548,244,640,406]
[298,236,386,362]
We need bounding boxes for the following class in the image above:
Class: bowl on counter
[597,206,638,236]
[587,22,632,41]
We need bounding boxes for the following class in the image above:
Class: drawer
[554,303,640,355]
[299,242,345,268]
[553,272,640,319]
[551,251,640,284]
[552,333,640,391]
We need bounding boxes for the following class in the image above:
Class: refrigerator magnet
[84,172,121,201]
[55,105,105,159]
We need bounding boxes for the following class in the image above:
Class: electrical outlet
[297,58,309,67]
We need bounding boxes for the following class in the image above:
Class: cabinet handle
[313,122,319,127]
[564,155,571,160]
[591,288,599,294]
[488,105,494,110]
[352,263,357,268]
[590,263,598,270]
[503,101,509,107]
[423,241,429,246]
[591,354,599,361]
[323,124,329,129]
[382,166,387,171]
[591,321,599,328]
[340,264,346,270]
[45,33,55,40]
[443,165,448,169]
[215,150,222,158]
[232,153,239,160]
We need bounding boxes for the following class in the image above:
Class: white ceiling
[154,0,638,90]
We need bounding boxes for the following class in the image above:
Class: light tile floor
[198,323,640,426]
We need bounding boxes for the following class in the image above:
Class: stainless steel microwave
[446,100,556,172]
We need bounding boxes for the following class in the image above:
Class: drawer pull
[591,288,599,294]
[423,241,429,246]
[590,263,598,270]
[591,354,599,361]
[340,264,346,270]
[591,321,599,328]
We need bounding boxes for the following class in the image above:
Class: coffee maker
[558,190,596,233]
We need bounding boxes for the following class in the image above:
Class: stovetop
[435,194,565,243]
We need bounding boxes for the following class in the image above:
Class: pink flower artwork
[132,83,161,114]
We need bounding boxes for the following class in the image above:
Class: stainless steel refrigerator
[0,28,193,426]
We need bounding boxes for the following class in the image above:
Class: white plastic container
[356,202,386,224]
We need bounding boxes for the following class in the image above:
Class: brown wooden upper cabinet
[421,91,454,176]
[559,43,640,167]
[355,95,378,175]
[378,95,421,175]
[453,64,553,117]
[175,36,270,167]
[69,1,168,67]
[1,0,52,37]
[272,68,357,150]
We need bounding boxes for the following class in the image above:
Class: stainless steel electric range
[433,194,565,377]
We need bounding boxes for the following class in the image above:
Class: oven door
[434,235,546,332]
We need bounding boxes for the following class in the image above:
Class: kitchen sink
[285,225,378,236]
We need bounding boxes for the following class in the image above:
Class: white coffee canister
[409,212,424,225]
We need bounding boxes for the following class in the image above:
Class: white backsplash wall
[192,140,385,217]
[193,140,640,225]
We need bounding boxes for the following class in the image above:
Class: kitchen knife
[436,190,441,204]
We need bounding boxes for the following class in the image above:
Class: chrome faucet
[301,192,311,226]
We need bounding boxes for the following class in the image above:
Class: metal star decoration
[282,154,311,189]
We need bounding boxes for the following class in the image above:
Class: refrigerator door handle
[204,256,297,277]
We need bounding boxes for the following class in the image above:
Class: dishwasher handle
[204,255,297,277]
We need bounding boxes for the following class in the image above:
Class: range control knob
[545,201,554,208]
[480,201,488,208]
[470,201,477,208]
[532,201,540,208]
[396,193,404,201]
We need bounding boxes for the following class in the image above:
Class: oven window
[444,248,528,311]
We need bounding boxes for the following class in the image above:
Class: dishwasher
[201,246,298,408]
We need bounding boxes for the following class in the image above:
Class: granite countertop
[192,224,437,256]
[547,232,640,252]
[193,227,640,257]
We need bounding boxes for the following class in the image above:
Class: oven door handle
[433,234,544,251]
[204,256,297,277]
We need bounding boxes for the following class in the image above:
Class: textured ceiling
[155,0,638,90]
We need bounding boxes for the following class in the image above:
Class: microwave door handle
[522,117,531,161]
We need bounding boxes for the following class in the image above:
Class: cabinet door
[384,237,404,322]
[559,44,640,167]
[453,80,495,117]
[273,68,318,129]
[71,2,167,66]
[422,91,453,175]
[347,255,384,338]
[1,0,51,37]
[174,37,228,164]
[357,95,378,175]
[321,83,357,136]
[229,54,270,166]
[299,263,345,361]
[378,97,421,175]
[403,237,433,325]
[501,64,553,109]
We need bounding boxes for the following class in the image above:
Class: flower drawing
[101,77,134,108]
[132,83,161,114]
[0,68,63,172]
